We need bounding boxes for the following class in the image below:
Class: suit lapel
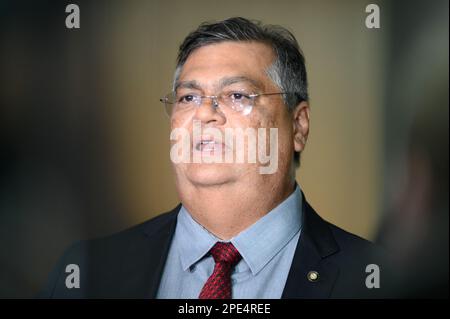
[282,196,340,298]
[105,205,180,298]
[144,205,180,298]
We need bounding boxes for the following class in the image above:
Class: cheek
[170,114,196,144]
[258,111,294,160]
[278,117,295,154]
[245,109,274,131]
[247,110,292,161]
[171,113,193,129]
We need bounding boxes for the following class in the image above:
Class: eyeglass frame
[159,91,288,117]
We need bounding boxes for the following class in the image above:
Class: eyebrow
[174,76,263,92]
[218,76,263,90]
[174,80,202,92]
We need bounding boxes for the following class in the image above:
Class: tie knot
[209,242,241,266]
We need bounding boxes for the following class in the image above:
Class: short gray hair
[174,17,308,110]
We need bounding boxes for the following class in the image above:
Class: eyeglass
[159,91,287,117]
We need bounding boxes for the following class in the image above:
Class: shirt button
[189,265,196,272]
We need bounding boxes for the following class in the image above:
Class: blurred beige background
[1,0,400,297]
[1,0,447,298]
[94,0,385,239]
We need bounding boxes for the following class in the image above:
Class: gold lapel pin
[307,270,319,282]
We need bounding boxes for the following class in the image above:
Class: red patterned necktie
[198,242,242,299]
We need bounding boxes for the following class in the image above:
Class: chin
[184,163,237,186]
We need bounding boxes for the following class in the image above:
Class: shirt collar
[175,184,303,275]
[232,185,302,275]
[176,206,218,272]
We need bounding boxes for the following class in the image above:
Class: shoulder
[327,221,383,256]
[303,198,384,261]
[39,206,180,298]
[73,206,179,252]
[321,219,391,297]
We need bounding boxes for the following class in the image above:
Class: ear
[292,101,310,153]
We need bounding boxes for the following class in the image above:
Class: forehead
[178,41,275,90]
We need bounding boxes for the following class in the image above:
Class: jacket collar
[281,193,340,298]
[139,204,179,298]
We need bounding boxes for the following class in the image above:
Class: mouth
[194,137,225,152]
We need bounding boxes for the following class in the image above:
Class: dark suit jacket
[40,196,389,298]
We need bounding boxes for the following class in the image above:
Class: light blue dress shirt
[157,185,303,299]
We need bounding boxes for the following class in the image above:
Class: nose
[194,96,226,125]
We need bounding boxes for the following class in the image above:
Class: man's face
[170,41,297,188]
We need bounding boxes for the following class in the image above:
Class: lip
[193,136,227,153]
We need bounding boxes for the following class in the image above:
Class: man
[41,17,387,298]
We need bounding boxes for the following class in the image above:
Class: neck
[177,176,296,240]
